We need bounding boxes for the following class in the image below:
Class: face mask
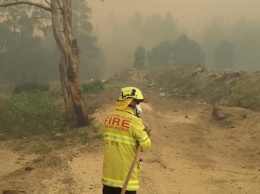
[136,104,142,114]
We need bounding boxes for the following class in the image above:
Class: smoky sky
[88,0,260,32]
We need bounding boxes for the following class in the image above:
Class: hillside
[107,64,260,111]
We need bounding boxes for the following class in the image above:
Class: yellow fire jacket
[102,107,151,191]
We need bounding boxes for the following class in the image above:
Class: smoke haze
[2,0,260,83]
[87,0,260,77]
[88,0,260,33]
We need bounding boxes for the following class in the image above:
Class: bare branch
[44,0,51,7]
[0,0,51,12]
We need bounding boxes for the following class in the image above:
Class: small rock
[148,82,155,87]
[159,92,166,97]
[55,133,64,137]
[185,115,190,119]
[24,167,34,171]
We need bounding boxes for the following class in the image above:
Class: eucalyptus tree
[0,0,90,127]
[0,5,48,83]
[146,41,174,67]
[173,34,205,66]
[72,0,102,80]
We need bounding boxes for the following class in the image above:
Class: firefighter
[102,86,151,194]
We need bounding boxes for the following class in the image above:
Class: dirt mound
[104,65,260,111]
[210,105,260,168]
[212,105,249,124]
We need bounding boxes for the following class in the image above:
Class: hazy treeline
[1,2,260,84]
[98,12,181,76]
[98,12,260,76]
[200,16,260,71]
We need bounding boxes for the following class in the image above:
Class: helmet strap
[128,100,140,118]
[135,109,140,118]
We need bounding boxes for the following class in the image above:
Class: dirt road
[0,98,260,194]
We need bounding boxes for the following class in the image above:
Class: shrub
[82,80,104,93]
[13,81,49,94]
[0,93,67,138]
[230,75,260,111]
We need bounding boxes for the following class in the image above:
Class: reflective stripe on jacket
[102,107,151,191]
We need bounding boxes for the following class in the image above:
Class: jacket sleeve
[132,117,151,151]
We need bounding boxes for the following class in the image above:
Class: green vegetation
[0,86,102,154]
[82,80,104,93]
[13,81,50,94]
[4,124,102,155]
[146,34,204,67]
[146,41,174,66]
[172,34,205,66]
[230,75,260,111]
[0,93,66,138]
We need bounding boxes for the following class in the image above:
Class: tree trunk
[51,0,88,127]
[59,55,74,123]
